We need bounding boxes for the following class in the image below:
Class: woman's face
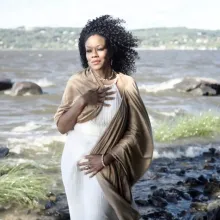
[85,34,111,71]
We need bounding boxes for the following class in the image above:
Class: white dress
[61,80,122,220]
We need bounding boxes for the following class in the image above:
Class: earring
[111,59,113,66]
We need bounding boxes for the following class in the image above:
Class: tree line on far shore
[1,26,220,50]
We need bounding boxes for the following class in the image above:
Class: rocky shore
[135,146,220,220]
[1,145,219,220]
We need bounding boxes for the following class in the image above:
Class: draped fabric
[54,68,154,220]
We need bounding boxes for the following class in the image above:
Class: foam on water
[12,122,41,132]
[7,134,66,154]
[3,90,12,95]
[8,134,65,147]
[157,109,182,117]
[153,145,220,159]
[33,78,54,87]
[139,78,182,93]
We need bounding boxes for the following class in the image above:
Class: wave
[7,134,65,154]
[3,90,37,96]
[3,90,12,95]
[153,109,185,118]
[138,76,219,94]
[154,143,220,159]
[154,112,220,142]
[11,121,41,132]
[139,78,182,93]
[32,78,54,87]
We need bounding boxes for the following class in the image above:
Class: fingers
[97,87,116,108]
[85,170,97,178]
[98,96,115,102]
[97,89,115,107]
[103,103,111,107]
[78,155,92,167]
[79,165,90,171]
[89,171,98,178]
[78,154,101,177]
[97,87,112,94]
[98,101,111,107]
[84,169,94,175]
[78,161,89,166]
[84,155,93,159]
[105,91,116,96]
[105,97,115,101]
[84,168,98,178]
[99,92,116,100]
[98,97,115,106]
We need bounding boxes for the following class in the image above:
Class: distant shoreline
[0,48,219,51]
[1,27,220,50]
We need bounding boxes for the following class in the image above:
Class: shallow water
[0,50,220,217]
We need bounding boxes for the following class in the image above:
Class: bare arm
[56,86,115,134]
[57,96,86,134]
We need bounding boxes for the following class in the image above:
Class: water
[0,50,220,199]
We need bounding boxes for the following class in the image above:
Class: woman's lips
[91,60,101,65]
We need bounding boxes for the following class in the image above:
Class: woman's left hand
[78,154,104,178]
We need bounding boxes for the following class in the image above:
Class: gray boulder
[11,81,43,96]
[0,79,13,91]
[174,77,220,96]
[0,147,9,158]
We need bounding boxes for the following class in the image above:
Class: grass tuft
[154,112,220,142]
[0,163,51,208]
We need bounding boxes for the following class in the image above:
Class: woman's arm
[54,77,82,134]
[54,77,115,134]
[57,96,86,134]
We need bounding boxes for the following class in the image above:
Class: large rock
[0,147,9,158]
[0,79,13,91]
[174,77,220,96]
[11,81,43,96]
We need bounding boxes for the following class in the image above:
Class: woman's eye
[86,50,92,53]
[97,48,104,51]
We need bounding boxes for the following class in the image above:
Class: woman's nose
[91,49,98,57]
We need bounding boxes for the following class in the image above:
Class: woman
[54,15,154,220]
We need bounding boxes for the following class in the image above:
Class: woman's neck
[91,66,112,79]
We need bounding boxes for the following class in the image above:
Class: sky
[0,0,220,30]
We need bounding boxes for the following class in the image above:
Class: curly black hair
[78,15,139,74]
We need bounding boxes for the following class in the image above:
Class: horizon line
[0,26,220,31]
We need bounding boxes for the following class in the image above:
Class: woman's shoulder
[67,69,86,83]
[117,72,136,86]
[117,73,139,95]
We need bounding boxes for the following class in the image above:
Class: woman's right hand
[82,87,115,107]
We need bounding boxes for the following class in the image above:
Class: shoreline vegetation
[0,163,51,208]
[0,26,220,50]
[155,112,220,142]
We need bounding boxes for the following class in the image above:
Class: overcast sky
[0,0,220,29]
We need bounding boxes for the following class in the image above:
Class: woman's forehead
[85,34,106,47]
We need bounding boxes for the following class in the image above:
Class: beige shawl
[54,68,154,220]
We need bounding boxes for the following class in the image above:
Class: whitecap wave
[33,78,54,87]
[12,122,41,132]
[7,134,66,154]
[3,90,12,95]
[157,109,182,117]
[153,145,220,159]
[139,78,182,93]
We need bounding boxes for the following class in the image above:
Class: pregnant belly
[62,128,101,165]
